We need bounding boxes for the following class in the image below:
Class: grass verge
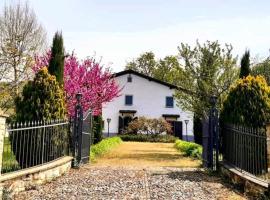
[90,137,122,162]
[174,139,202,159]
[119,134,177,143]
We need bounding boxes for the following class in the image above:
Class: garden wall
[220,163,269,199]
[0,115,73,199]
[0,156,73,199]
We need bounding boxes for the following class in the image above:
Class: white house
[102,69,194,141]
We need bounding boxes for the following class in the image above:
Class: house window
[125,95,133,105]
[127,75,132,82]
[166,96,174,107]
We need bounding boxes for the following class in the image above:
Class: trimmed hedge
[174,139,202,159]
[119,134,177,143]
[90,137,122,162]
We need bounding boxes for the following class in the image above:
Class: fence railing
[221,123,267,177]
[2,119,70,174]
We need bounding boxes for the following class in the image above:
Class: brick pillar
[266,123,270,168]
[0,115,6,174]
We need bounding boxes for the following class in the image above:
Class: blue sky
[1,0,270,72]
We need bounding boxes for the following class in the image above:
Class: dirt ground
[92,141,201,168]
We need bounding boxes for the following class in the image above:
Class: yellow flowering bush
[221,75,270,127]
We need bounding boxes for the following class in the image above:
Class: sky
[1,0,270,72]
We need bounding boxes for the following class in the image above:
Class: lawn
[92,141,201,168]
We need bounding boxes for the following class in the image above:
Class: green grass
[119,134,177,143]
[2,137,20,173]
[174,139,202,159]
[90,137,122,162]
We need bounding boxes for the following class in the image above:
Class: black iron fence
[221,123,267,176]
[2,119,70,174]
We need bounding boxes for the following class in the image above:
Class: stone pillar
[0,115,6,174]
[0,115,6,199]
[266,123,270,168]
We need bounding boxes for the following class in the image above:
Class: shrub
[127,117,172,135]
[15,67,66,121]
[119,134,177,143]
[92,115,103,144]
[174,139,202,159]
[90,137,122,162]
[221,75,270,128]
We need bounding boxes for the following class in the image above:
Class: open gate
[72,93,92,167]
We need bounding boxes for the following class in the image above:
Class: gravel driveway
[14,165,246,200]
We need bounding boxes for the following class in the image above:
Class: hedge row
[119,134,177,143]
[90,137,122,162]
[174,139,202,159]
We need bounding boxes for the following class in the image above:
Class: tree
[252,58,270,85]
[33,52,121,117]
[239,50,251,78]
[15,68,66,121]
[125,52,157,76]
[221,75,270,128]
[48,32,64,84]
[0,2,47,112]
[126,53,184,85]
[175,41,238,119]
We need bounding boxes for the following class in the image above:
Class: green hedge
[90,137,122,162]
[174,139,202,159]
[119,134,177,143]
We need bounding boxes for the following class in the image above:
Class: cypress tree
[48,31,64,85]
[239,50,251,78]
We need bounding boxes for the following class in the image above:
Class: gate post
[266,122,270,169]
[73,93,83,167]
[0,115,6,174]
[202,96,219,171]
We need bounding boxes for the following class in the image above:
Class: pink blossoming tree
[33,51,121,116]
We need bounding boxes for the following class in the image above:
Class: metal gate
[202,96,219,171]
[72,93,92,167]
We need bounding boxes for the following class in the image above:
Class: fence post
[0,115,7,175]
[266,122,270,169]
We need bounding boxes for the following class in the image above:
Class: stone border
[220,163,269,198]
[0,156,73,198]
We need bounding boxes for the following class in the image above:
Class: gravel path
[14,165,246,200]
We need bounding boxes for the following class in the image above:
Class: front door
[168,121,183,139]
[174,121,183,139]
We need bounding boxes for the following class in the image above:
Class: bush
[221,75,270,128]
[119,134,177,143]
[90,137,122,162]
[15,67,66,121]
[174,139,202,159]
[127,117,172,135]
[92,115,103,144]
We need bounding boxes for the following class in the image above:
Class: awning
[162,114,180,118]
[119,110,137,114]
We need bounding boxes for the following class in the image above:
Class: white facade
[102,71,194,140]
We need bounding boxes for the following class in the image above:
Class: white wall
[102,73,194,139]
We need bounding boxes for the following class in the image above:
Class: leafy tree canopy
[15,68,66,121]
[175,40,238,118]
[252,58,270,85]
